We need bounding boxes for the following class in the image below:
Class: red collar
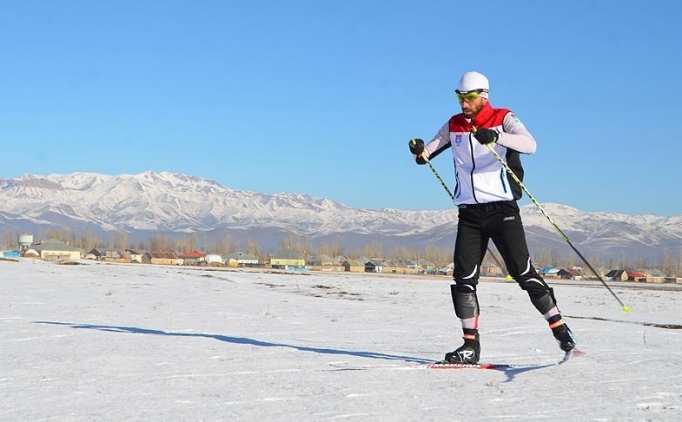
[470,102,495,129]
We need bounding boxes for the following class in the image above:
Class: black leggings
[452,201,556,315]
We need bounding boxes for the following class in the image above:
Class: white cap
[457,71,489,98]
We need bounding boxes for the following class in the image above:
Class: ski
[329,361,516,371]
[558,348,586,364]
[426,361,510,370]
[329,350,584,372]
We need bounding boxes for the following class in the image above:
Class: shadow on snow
[35,320,431,363]
[35,320,553,382]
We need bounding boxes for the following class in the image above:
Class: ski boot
[444,333,480,364]
[548,315,576,352]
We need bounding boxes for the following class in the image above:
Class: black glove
[408,138,425,155]
[474,128,499,145]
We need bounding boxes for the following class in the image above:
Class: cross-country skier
[408,71,576,364]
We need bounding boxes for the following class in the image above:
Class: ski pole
[411,141,508,277]
[481,138,631,314]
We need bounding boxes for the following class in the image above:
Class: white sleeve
[496,112,537,154]
[422,122,452,159]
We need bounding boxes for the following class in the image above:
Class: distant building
[606,270,628,282]
[557,268,582,280]
[606,269,647,282]
[270,257,305,269]
[32,239,82,260]
[87,248,123,261]
[176,251,206,266]
[126,249,146,263]
[18,233,34,253]
[142,252,181,266]
[626,270,647,282]
[1,250,21,259]
[88,248,106,258]
[23,248,39,258]
[341,258,364,272]
[224,252,260,267]
[204,254,224,266]
[306,254,334,267]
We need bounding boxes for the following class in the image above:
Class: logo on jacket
[455,134,463,146]
[503,216,515,222]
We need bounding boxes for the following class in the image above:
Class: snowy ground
[1,259,681,421]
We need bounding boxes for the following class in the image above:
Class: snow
[1,259,681,421]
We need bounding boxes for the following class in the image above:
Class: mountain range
[1,171,680,263]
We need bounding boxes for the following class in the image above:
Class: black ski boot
[444,333,480,364]
[548,315,576,352]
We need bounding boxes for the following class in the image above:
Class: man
[408,71,576,364]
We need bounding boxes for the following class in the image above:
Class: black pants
[452,201,556,317]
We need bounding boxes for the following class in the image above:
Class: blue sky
[1,0,681,217]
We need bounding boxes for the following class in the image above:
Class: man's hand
[474,128,499,145]
[409,138,425,155]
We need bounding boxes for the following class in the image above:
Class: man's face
[456,90,487,118]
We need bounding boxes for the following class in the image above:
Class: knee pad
[450,284,480,319]
[530,292,556,314]
[519,280,557,313]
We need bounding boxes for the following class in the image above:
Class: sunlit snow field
[1,259,681,421]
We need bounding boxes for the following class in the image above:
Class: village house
[382,259,410,274]
[223,252,260,267]
[126,249,145,263]
[0,250,21,260]
[626,270,647,282]
[32,239,82,260]
[87,248,107,259]
[270,257,305,269]
[365,259,387,273]
[176,251,206,266]
[606,270,647,282]
[306,254,335,268]
[142,252,182,266]
[341,258,364,272]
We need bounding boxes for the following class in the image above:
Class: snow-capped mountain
[0,171,680,262]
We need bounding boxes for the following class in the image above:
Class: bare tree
[659,252,675,277]
[44,228,76,245]
[329,238,343,257]
[214,234,236,255]
[315,242,331,257]
[188,233,200,251]
[278,235,297,257]
[147,234,169,252]
[635,255,648,269]
[1,229,14,249]
[79,230,102,251]
[362,241,383,260]
[619,250,630,269]
[109,231,128,250]
[424,244,450,267]
[294,237,312,258]
[538,247,550,267]
[175,233,199,252]
[387,245,409,260]
[245,238,260,256]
